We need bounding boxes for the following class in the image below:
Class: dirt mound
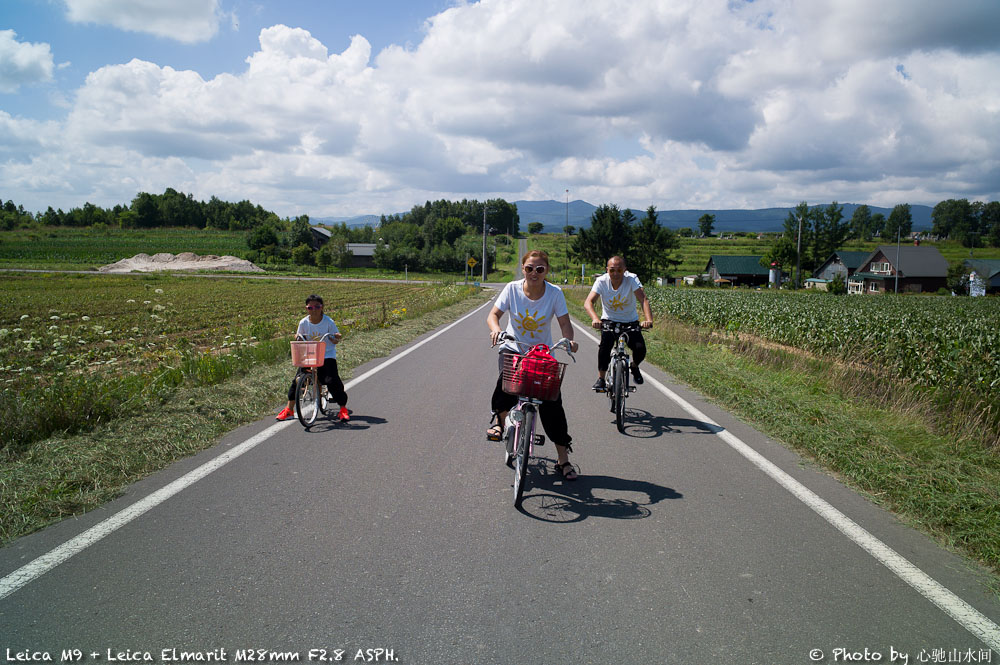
[99,252,265,274]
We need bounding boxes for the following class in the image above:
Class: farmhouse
[847,245,948,294]
[309,226,379,268]
[705,255,769,287]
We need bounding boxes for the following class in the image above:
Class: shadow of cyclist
[517,458,682,522]
[304,411,387,433]
[615,407,723,439]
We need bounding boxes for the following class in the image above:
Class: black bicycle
[602,320,640,433]
[290,333,335,427]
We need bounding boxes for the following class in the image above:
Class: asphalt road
[2,296,999,665]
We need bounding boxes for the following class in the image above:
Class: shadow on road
[518,458,683,523]
[614,408,723,439]
[303,411,387,433]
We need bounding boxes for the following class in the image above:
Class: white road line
[0,299,494,601]
[572,321,1000,655]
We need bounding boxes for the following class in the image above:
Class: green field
[1,273,479,452]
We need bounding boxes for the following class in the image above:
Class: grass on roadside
[565,291,1000,586]
[0,291,493,545]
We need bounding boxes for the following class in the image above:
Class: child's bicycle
[601,320,641,433]
[492,332,575,508]
[290,333,336,427]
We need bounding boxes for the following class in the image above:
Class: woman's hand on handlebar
[641,321,653,330]
[590,319,602,330]
[490,330,507,347]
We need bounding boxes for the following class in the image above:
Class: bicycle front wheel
[513,414,532,507]
[613,359,626,433]
[295,371,319,426]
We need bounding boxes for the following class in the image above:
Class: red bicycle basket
[501,351,566,401]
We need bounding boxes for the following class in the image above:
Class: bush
[291,243,315,266]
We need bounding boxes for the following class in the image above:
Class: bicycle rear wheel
[513,413,532,507]
[295,370,319,426]
[613,359,626,433]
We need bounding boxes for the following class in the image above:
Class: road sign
[467,257,478,268]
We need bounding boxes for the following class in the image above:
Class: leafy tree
[828,272,847,295]
[850,204,873,240]
[130,192,162,228]
[247,225,279,251]
[932,199,974,241]
[528,222,544,234]
[816,202,850,264]
[317,237,352,270]
[291,243,315,266]
[698,213,715,237]
[870,212,886,238]
[946,260,970,295]
[885,203,912,240]
[290,215,313,248]
[571,203,632,267]
[982,201,1000,247]
[563,225,575,235]
[629,205,680,282]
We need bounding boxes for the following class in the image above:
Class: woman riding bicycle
[486,250,580,480]
[583,256,654,392]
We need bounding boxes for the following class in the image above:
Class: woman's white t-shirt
[296,314,340,359]
[590,272,643,323]
[494,279,568,350]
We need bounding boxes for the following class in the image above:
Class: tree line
[570,204,681,284]
[1,188,284,231]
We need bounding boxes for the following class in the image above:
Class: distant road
[0,267,507,287]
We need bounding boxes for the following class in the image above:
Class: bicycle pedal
[532,434,545,446]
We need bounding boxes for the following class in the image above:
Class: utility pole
[894,224,901,294]
[481,205,489,282]
[565,189,569,282]
[796,215,803,289]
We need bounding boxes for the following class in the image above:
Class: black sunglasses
[523,265,547,273]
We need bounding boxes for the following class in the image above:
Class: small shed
[965,259,1000,294]
[705,255,769,287]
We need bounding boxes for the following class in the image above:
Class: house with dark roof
[847,245,948,294]
[308,226,379,268]
[965,259,1000,294]
[705,255,769,287]
[814,250,871,280]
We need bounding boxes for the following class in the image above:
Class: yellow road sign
[467,257,478,268]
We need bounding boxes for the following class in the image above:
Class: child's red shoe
[337,407,350,422]
[276,407,295,421]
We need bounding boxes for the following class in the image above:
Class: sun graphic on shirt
[608,293,628,311]
[513,310,547,338]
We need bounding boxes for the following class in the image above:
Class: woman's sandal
[486,424,504,442]
[555,461,578,481]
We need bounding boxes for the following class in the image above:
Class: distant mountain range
[314,201,933,233]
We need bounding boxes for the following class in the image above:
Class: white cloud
[0,30,55,93]
[64,0,221,43]
[4,0,999,216]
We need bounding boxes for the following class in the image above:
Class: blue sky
[1,0,998,218]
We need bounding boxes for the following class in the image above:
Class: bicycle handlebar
[494,331,576,361]
[294,332,340,342]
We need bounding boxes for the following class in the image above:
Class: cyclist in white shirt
[276,294,349,422]
[583,256,653,392]
[486,250,581,480]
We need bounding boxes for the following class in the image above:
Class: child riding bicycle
[276,294,349,422]
[582,256,654,392]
